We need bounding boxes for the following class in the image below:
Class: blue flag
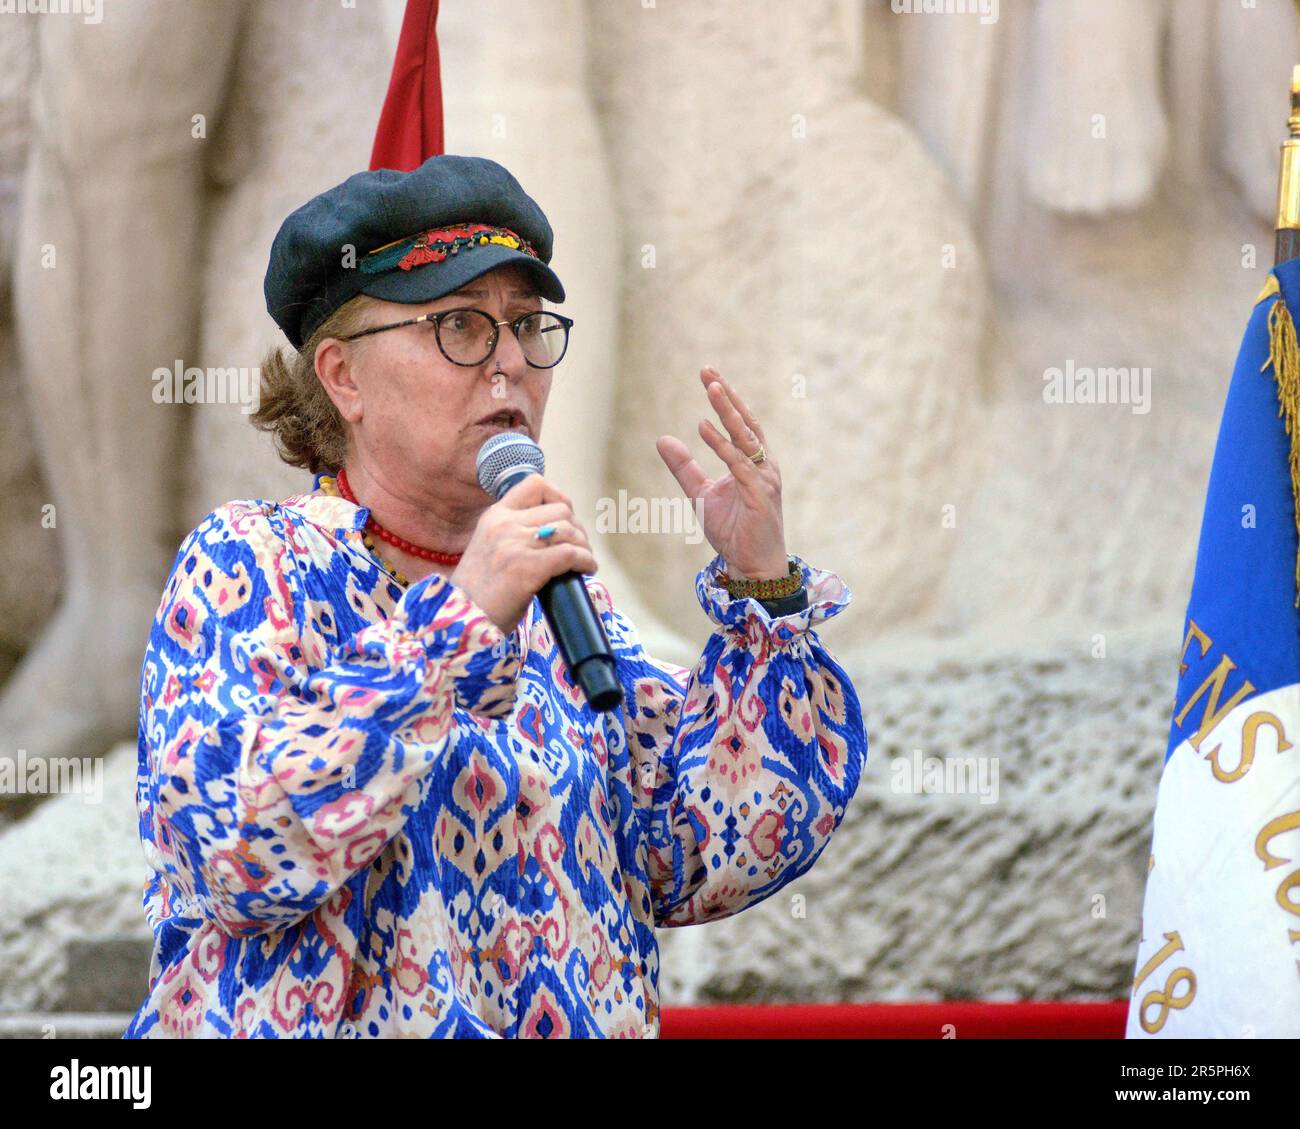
[1127,259,1300,1038]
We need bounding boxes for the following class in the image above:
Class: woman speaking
[123,154,867,1038]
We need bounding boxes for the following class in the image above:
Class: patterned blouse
[122,475,867,1038]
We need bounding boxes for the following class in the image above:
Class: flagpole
[1275,0,1300,264]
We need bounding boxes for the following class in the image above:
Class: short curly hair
[249,294,376,474]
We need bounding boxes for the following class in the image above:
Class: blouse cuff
[390,569,522,718]
[694,552,852,648]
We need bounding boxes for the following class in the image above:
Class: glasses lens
[517,312,569,368]
[437,309,496,365]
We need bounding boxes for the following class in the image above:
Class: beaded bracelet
[758,586,809,618]
[717,557,802,599]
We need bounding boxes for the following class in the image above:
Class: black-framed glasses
[339,307,574,369]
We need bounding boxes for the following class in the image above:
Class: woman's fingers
[703,377,761,459]
[524,516,582,546]
[518,513,598,573]
[659,371,777,498]
[698,416,763,484]
[656,433,710,499]
[514,500,576,529]
[531,527,599,576]
[498,473,573,511]
[702,366,767,448]
[486,475,601,576]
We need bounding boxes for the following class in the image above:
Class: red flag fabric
[369,0,444,172]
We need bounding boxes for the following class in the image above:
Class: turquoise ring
[534,523,558,541]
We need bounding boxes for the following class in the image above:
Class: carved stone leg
[895,1,1003,211]
[1023,0,1170,215]
[2,2,245,772]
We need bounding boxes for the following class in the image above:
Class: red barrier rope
[660,1001,1129,1039]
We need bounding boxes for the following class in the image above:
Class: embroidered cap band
[360,222,540,275]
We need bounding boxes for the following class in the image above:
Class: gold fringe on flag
[1258,273,1300,606]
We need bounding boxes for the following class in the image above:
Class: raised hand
[655,366,788,580]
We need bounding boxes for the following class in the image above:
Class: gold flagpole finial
[1264,2,1300,606]
[1275,2,1300,250]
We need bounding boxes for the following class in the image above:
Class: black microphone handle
[537,571,622,713]
[495,466,622,713]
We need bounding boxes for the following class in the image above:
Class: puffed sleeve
[601,552,867,928]
[137,501,520,939]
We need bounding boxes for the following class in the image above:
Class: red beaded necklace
[335,467,464,566]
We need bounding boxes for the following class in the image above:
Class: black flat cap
[264,154,566,349]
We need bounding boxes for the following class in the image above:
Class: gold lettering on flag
[1173,651,1255,753]
[1207,710,1293,782]
[1256,811,1300,917]
[1131,930,1198,1034]
[1166,624,1300,1004]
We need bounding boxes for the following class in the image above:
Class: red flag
[369,0,444,171]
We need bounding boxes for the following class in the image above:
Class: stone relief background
[0,0,1289,1028]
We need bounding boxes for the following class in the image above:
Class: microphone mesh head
[476,432,546,499]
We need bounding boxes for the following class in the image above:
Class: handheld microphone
[476,432,622,713]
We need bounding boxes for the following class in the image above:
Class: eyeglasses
[339,307,574,369]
